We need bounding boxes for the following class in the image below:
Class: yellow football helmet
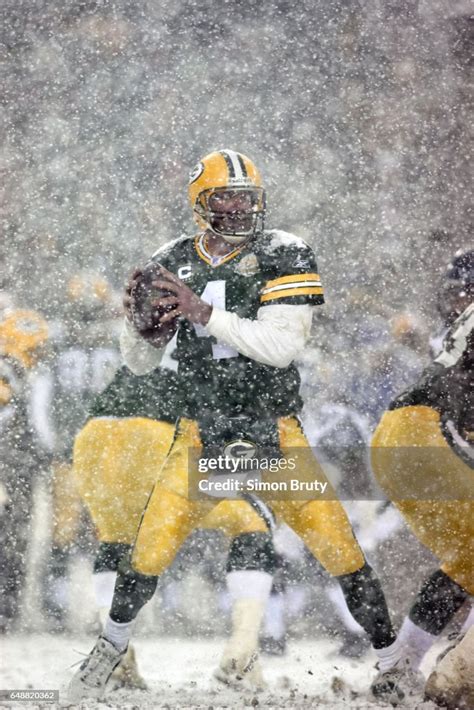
[188,149,266,244]
[0,376,13,406]
[65,270,117,322]
[67,271,111,305]
[0,309,49,368]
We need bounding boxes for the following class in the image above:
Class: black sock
[226,532,278,574]
[409,569,468,636]
[109,561,158,624]
[337,563,396,649]
[94,542,131,573]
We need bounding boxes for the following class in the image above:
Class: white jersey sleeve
[206,304,313,368]
[28,368,56,452]
[121,303,314,373]
[119,318,165,375]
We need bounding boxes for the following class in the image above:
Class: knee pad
[226,532,278,575]
[93,542,131,573]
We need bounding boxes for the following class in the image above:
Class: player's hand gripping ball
[127,262,179,348]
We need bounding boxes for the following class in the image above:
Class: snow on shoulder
[151,233,192,260]
[265,229,310,253]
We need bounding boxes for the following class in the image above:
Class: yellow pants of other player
[371,405,474,595]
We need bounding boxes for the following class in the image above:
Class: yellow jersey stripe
[264,273,320,289]
[261,286,324,302]
[262,280,321,295]
[218,247,246,266]
[194,235,211,265]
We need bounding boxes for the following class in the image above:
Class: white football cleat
[370,658,424,706]
[67,635,126,702]
[424,626,474,709]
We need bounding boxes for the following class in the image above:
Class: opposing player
[370,257,473,706]
[68,150,399,702]
[430,249,473,357]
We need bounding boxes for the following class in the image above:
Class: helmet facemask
[194,186,266,245]
[437,250,474,325]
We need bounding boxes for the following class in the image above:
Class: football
[130,261,179,347]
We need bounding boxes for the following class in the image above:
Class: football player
[41,272,122,629]
[68,150,399,701]
[73,363,180,687]
[0,308,50,631]
[430,249,473,357]
[75,358,281,689]
[370,288,473,706]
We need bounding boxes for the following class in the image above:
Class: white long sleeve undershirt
[119,318,166,375]
[120,304,313,375]
[206,304,312,368]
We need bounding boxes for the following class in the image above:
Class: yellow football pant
[132,416,365,578]
[371,405,474,594]
[74,417,176,544]
[51,461,83,548]
[73,417,265,544]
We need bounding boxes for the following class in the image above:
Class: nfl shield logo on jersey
[235,253,260,277]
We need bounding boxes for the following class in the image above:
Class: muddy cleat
[109,644,148,690]
[370,659,424,706]
[215,599,267,690]
[214,651,265,690]
[67,635,126,702]
[424,627,474,709]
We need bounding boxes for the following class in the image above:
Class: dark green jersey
[390,304,473,457]
[150,229,324,420]
[88,365,182,424]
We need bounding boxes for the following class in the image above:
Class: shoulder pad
[256,231,323,307]
[262,229,312,253]
[151,234,193,262]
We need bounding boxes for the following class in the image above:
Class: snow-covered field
[0,635,440,709]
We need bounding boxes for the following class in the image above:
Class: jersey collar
[194,233,247,268]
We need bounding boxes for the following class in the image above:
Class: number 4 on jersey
[194,280,238,360]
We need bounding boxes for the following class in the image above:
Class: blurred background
[1,0,471,316]
[0,0,471,652]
